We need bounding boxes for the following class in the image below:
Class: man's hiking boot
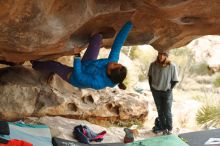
[152,117,163,134]
[167,130,172,135]
[163,129,172,135]
[152,129,162,134]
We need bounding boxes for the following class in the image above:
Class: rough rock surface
[0,66,148,124]
[0,0,220,62]
[187,35,220,73]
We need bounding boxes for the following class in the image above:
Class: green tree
[170,47,194,88]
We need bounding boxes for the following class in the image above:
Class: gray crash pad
[179,128,220,146]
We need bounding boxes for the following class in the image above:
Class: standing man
[148,50,179,135]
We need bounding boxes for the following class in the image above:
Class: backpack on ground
[152,117,162,134]
[73,125,106,144]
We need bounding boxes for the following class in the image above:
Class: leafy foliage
[125,45,157,81]
[189,62,213,75]
[168,47,194,88]
[192,95,206,102]
[214,75,220,87]
[196,105,220,127]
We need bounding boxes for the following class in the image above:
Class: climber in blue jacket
[32,21,133,90]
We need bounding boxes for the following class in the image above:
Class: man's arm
[170,81,178,89]
[108,21,133,62]
[170,63,179,90]
[148,76,153,90]
[148,63,153,90]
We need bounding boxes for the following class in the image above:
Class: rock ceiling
[0,0,220,62]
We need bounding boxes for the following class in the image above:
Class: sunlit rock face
[0,0,220,62]
[187,35,220,73]
[0,66,148,124]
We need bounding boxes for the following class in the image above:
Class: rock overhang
[0,0,220,62]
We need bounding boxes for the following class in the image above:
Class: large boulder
[187,35,220,73]
[0,0,220,62]
[0,66,148,125]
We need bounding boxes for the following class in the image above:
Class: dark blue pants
[32,34,102,82]
[151,89,173,131]
[82,34,102,61]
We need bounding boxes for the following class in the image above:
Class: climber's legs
[31,60,72,82]
[81,34,103,61]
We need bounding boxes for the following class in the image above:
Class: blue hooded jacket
[69,21,133,90]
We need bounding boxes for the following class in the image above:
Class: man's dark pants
[151,88,173,131]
